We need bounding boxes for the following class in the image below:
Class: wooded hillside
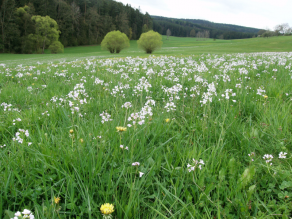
[0,0,152,53]
[152,16,260,39]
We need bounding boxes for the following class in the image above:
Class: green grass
[1,36,291,65]
[1,37,292,219]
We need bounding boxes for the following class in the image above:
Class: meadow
[1,35,292,65]
[1,36,292,218]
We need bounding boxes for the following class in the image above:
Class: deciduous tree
[274,23,291,35]
[137,30,162,54]
[166,28,171,39]
[190,29,196,37]
[101,30,129,53]
[15,4,35,53]
[48,40,64,53]
[142,24,149,33]
[29,15,61,53]
[0,0,16,52]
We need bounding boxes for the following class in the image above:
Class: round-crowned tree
[101,30,130,53]
[49,41,64,53]
[137,30,163,54]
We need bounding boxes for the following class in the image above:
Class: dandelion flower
[69,129,74,134]
[165,118,170,123]
[264,95,268,99]
[100,203,114,215]
[54,197,61,204]
[116,126,127,132]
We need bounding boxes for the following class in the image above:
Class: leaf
[247,184,256,200]
[279,181,292,190]
[4,210,14,219]
[239,166,256,189]
[147,157,155,166]
[219,167,226,182]
[66,202,75,210]
[278,191,289,199]
[228,157,237,176]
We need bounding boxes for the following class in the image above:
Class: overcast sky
[116,0,291,30]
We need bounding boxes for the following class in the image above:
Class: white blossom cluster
[110,83,130,98]
[41,111,50,116]
[127,100,155,126]
[11,209,34,219]
[279,152,287,159]
[263,154,273,165]
[122,102,132,109]
[257,87,266,96]
[187,159,205,172]
[1,102,20,112]
[133,77,152,96]
[200,82,217,106]
[100,111,112,124]
[164,102,176,112]
[12,129,29,144]
[50,83,89,117]
[12,118,22,125]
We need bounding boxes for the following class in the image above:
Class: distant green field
[0,35,291,65]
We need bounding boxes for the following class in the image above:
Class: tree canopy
[29,15,60,53]
[101,30,129,53]
[48,40,64,53]
[137,30,162,54]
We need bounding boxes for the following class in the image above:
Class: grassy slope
[1,36,292,218]
[0,36,291,65]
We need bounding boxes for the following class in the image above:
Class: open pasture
[1,38,292,218]
[0,35,292,65]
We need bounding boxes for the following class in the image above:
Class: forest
[0,0,265,54]
[152,16,260,39]
[0,0,152,53]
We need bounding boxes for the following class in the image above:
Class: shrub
[101,30,130,53]
[49,41,64,53]
[137,30,163,54]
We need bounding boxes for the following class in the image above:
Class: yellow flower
[80,138,84,143]
[165,118,170,123]
[69,129,74,134]
[54,197,61,204]
[116,126,127,132]
[264,95,268,99]
[100,203,114,215]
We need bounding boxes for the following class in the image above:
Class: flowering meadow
[1,52,292,218]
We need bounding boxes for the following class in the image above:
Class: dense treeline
[183,18,260,34]
[152,16,258,39]
[0,0,152,53]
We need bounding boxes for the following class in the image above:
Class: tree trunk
[42,40,45,54]
[84,0,86,21]
[1,24,4,53]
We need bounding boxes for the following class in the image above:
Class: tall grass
[1,52,292,218]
